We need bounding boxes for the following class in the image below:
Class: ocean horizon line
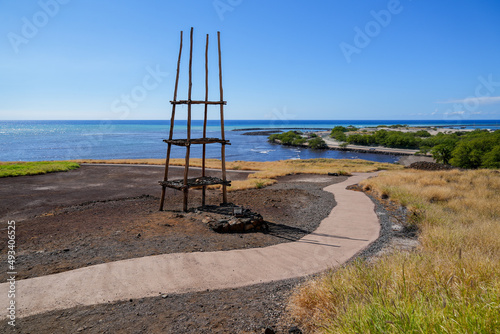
[2,119,500,122]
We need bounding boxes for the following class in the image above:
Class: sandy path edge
[0,172,380,318]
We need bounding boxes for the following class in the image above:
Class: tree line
[330,126,500,169]
[268,131,327,149]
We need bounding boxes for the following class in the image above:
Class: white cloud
[437,96,500,105]
[444,111,465,116]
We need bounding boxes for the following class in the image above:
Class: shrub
[331,126,349,133]
[482,145,500,168]
[431,143,454,165]
[415,130,431,137]
[268,131,304,145]
[292,138,307,146]
[308,137,327,149]
[330,131,347,141]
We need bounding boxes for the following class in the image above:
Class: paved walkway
[1,172,380,318]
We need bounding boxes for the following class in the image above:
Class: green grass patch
[0,161,80,178]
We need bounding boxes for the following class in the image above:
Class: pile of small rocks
[195,204,268,233]
[408,161,457,171]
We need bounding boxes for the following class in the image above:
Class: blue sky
[1,0,499,121]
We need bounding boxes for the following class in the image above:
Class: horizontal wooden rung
[159,176,231,190]
[170,100,227,105]
[163,138,231,146]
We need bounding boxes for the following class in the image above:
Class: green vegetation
[330,125,357,133]
[308,137,327,149]
[329,126,356,142]
[268,131,306,146]
[330,131,347,141]
[430,143,454,164]
[268,131,327,149]
[0,161,80,178]
[346,129,430,149]
[449,131,500,168]
[290,169,500,333]
[341,128,500,169]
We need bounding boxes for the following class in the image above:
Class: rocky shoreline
[241,130,283,136]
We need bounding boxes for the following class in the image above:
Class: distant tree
[331,126,348,133]
[330,131,347,142]
[278,131,301,144]
[482,145,500,168]
[450,137,495,169]
[268,133,280,142]
[415,130,431,137]
[420,133,460,149]
[268,131,308,147]
[308,137,327,149]
[382,132,420,149]
[373,129,388,144]
[268,131,303,145]
[416,145,431,155]
[292,137,307,145]
[347,134,371,145]
[431,144,454,165]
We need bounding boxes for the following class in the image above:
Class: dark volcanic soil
[1,181,340,281]
[7,277,312,334]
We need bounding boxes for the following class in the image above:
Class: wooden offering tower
[159,28,230,212]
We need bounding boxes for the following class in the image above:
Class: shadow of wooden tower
[159,27,230,212]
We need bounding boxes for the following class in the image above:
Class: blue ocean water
[1,120,499,163]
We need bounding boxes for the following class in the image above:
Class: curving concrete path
[1,172,380,318]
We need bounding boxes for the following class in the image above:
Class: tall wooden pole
[202,33,209,207]
[182,27,194,212]
[217,31,228,204]
[160,30,183,211]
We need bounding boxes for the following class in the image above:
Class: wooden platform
[159,176,231,190]
[170,100,227,105]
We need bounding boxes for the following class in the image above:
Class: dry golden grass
[73,158,402,191]
[289,169,500,333]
